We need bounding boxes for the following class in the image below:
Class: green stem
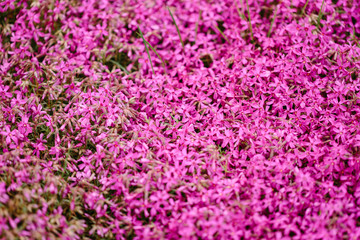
[137,25,154,75]
[143,39,167,75]
[167,6,184,49]
[236,0,246,20]
[317,0,325,25]
[267,5,278,38]
[302,0,309,15]
[213,24,229,43]
[195,10,202,44]
[245,0,254,42]
[110,60,130,75]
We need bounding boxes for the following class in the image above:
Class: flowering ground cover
[1,0,360,239]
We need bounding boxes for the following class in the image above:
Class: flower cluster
[1,0,360,239]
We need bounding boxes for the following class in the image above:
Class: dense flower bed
[1,0,360,239]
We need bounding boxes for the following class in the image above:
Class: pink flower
[0,182,9,203]
[0,125,23,145]
[18,115,32,136]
